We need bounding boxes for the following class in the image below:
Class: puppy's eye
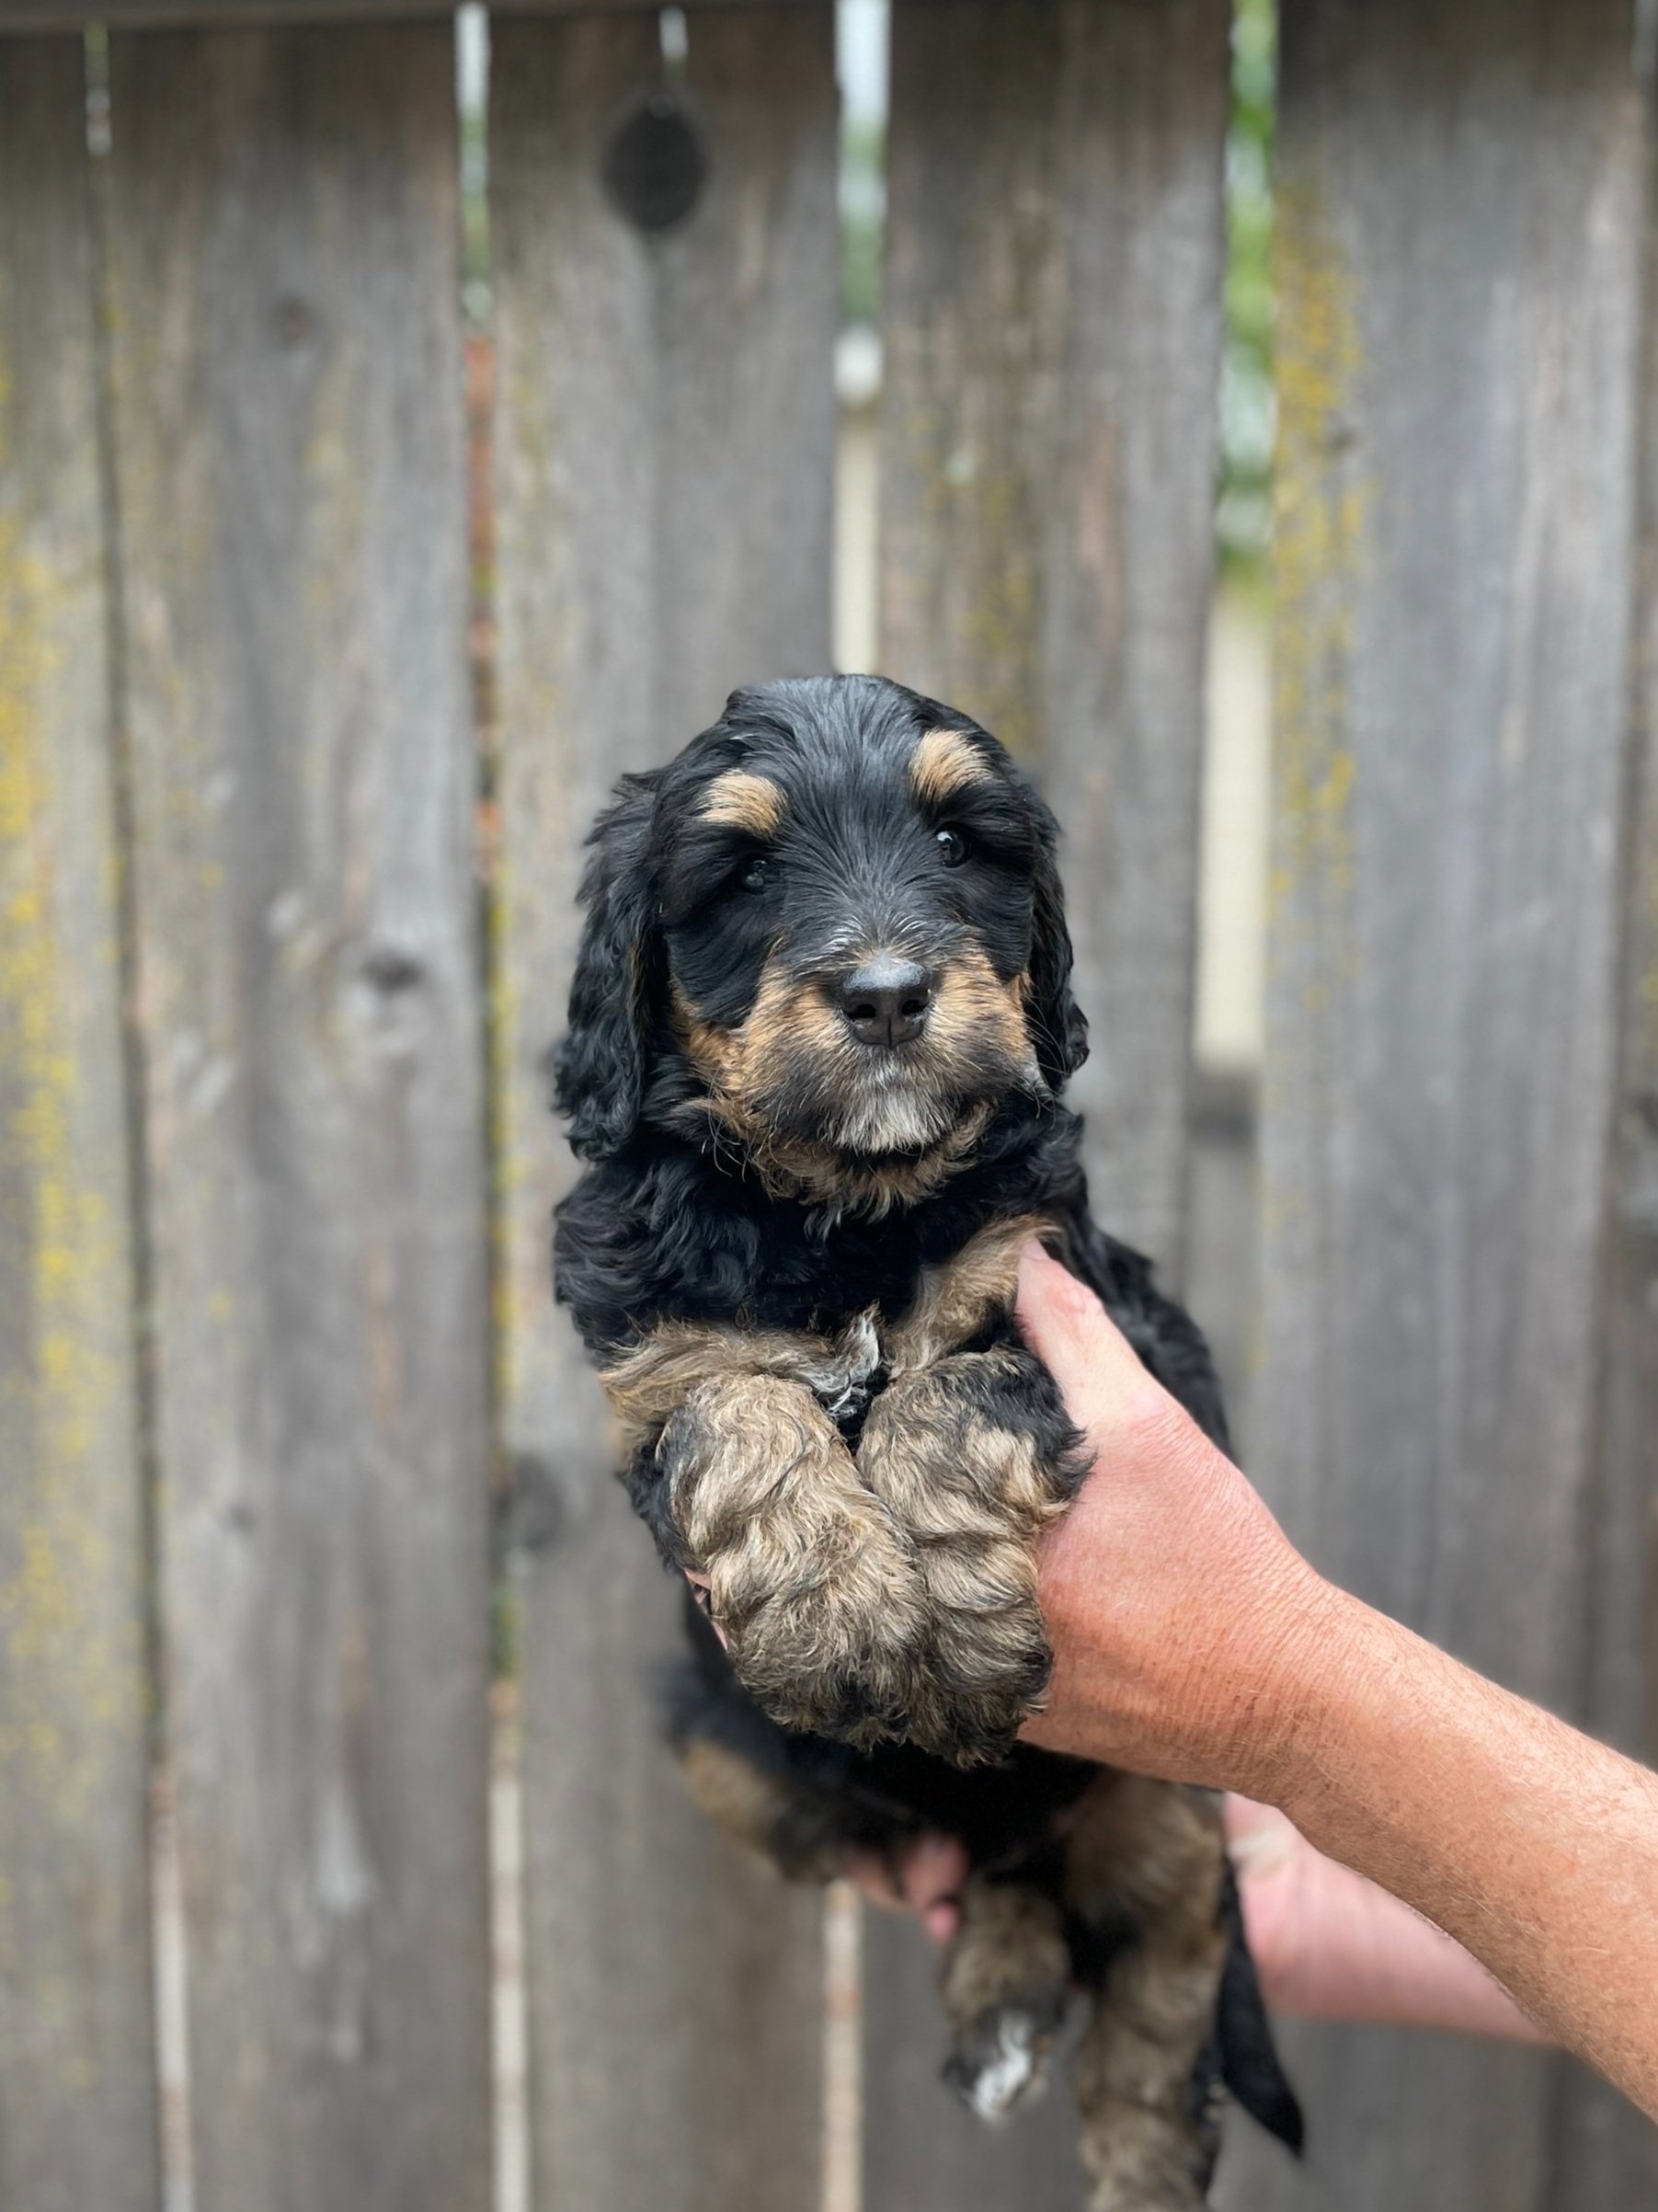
[740,855,772,893]
[934,827,970,868]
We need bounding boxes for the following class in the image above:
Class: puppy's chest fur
[557,1102,1229,1463]
[569,1100,1062,1346]
[600,1209,1046,1445]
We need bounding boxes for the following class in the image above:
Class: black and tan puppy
[553,674,1300,2208]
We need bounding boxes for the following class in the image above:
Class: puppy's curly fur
[553,675,1301,2206]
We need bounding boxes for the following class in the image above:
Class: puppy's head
[555,675,1087,1204]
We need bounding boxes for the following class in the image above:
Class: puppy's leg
[658,1373,927,1747]
[666,1610,895,1883]
[601,1310,881,1440]
[940,1875,1072,2122]
[1065,1774,1229,2212]
[674,1727,848,1882]
[856,1342,1084,1763]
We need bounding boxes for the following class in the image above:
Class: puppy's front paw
[857,1347,1079,1764]
[662,1373,928,1746]
[717,1530,930,1747]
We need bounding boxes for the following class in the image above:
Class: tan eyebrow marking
[910,728,992,807]
[700,770,785,836]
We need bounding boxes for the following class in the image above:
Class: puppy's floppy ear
[554,773,660,1159]
[1026,800,1089,1089]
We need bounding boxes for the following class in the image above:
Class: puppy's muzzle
[835,954,936,1049]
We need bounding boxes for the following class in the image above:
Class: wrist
[1215,1561,1367,1806]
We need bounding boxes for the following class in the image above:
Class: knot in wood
[602,89,706,234]
[360,945,426,997]
[505,1453,566,1555]
[272,295,315,350]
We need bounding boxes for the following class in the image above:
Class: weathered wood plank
[0,40,160,2212]
[489,12,837,2209]
[1230,5,1648,2209]
[104,29,492,2212]
[1543,101,1658,2212]
[879,0,1230,1282]
[0,0,818,23]
[867,6,1231,2206]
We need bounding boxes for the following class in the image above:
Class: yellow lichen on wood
[894,390,1044,764]
[1639,772,1658,1070]
[1271,170,1367,934]
[0,476,143,1864]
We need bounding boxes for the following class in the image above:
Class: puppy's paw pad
[944,2008,1054,2124]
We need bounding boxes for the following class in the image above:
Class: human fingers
[843,1832,968,1944]
[843,1850,902,1909]
[1014,1244,1162,1439]
[1225,1794,1301,1877]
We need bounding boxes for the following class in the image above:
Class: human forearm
[1264,1588,1658,2115]
[1224,1796,1542,2040]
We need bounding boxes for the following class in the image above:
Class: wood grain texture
[1544,101,1658,2212]
[0,0,818,22]
[0,40,160,2212]
[488,13,837,2209]
[878,0,1230,1284]
[866,9,1229,2208]
[1228,5,1647,2208]
[104,29,492,2212]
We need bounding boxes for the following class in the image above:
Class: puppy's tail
[1217,1862,1305,2155]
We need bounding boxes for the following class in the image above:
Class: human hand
[1012,1244,1340,1796]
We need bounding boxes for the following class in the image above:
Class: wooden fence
[0,3,1652,2210]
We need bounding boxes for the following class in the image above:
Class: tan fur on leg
[661,1374,927,1745]
[885,1212,1057,1373]
[675,1736,844,1883]
[1065,1776,1229,2212]
[679,1737,803,1862]
[600,1310,880,1448]
[857,1347,1070,1762]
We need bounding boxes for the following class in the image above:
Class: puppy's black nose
[837,957,935,1048]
